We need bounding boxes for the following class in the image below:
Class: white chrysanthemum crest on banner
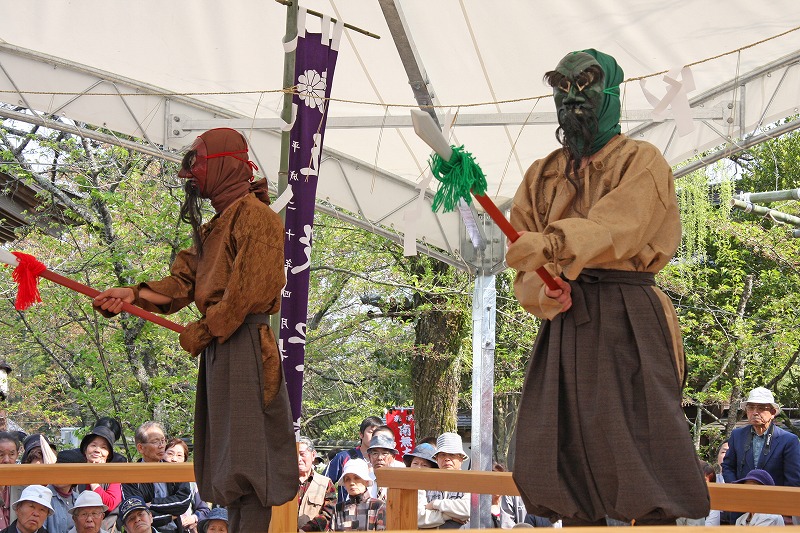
[297,69,327,112]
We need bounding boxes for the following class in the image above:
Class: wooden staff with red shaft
[0,246,184,333]
[410,110,559,291]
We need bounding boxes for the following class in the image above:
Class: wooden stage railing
[0,463,298,533]
[3,463,800,531]
[375,468,800,531]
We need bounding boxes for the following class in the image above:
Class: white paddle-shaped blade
[41,435,57,464]
[0,246,19,267]
[410,109,454,162]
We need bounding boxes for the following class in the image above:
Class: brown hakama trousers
[194,314,297,533]
[512,270,710,523]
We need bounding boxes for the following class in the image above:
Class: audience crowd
[1,386,798,531]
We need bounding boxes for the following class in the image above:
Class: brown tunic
[134,193,297,510]
[507,135,709,522]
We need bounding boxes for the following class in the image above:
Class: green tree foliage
[493,270,540,466]
[0,122,199,456]
[666,124,800,461]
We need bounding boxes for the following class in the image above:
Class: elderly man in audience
[370,427,405,469]
[0,431,23,529]
[424,433,471,529]
[119,496,158,533]
[722,387,800,488]
[366,433,401,501]
[1,485,53,533]
[67,491,109,533]
[122,422,191,532]
[297,437,335,532]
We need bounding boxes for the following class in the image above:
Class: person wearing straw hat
[332,459,385,531]
[422,433,470,529]
[1,484,53,533]
[67,490,109,533]
[722,387,800,489]
[93,128,296,532]
[731,469,785,526]
[506,50,710,526]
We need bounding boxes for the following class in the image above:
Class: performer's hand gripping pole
[0,246,185,333]
[410,110,559,291]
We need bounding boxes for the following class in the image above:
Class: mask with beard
[545,50,623,196]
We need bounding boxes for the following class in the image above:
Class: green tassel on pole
[430,145,488,213]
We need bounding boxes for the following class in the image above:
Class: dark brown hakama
[193,314,297,530]
[512,270,710,523]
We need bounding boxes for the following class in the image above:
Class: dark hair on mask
[179,162,205,257]
[543,65,604,93]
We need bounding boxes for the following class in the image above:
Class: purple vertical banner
[279,22,340,434]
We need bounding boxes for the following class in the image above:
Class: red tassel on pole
[10,252,47,310]
[1,248,184,333]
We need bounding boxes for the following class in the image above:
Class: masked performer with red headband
[506,50,710,525]
[94,128,296,532]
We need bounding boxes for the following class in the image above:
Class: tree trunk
[408,257,469,439]
[724,275,754,436]
[493,392,520,468]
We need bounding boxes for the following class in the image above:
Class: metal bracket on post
[167,114,191,139]
[720,100,736,127]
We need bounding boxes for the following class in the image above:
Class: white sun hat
[742,387,780,411]
[434,432,468,460]
[68,490,109,515]
[338,458,373,486]
[12,484,54,516]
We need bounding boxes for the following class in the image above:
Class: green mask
[551,49,623,155]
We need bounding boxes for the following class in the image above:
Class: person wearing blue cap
[198,507,228,533]
[119,496,157,533]
[733,470,785,526]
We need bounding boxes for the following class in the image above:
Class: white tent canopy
[2,1,800,269]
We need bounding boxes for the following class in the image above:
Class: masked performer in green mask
[506,50,709,525]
